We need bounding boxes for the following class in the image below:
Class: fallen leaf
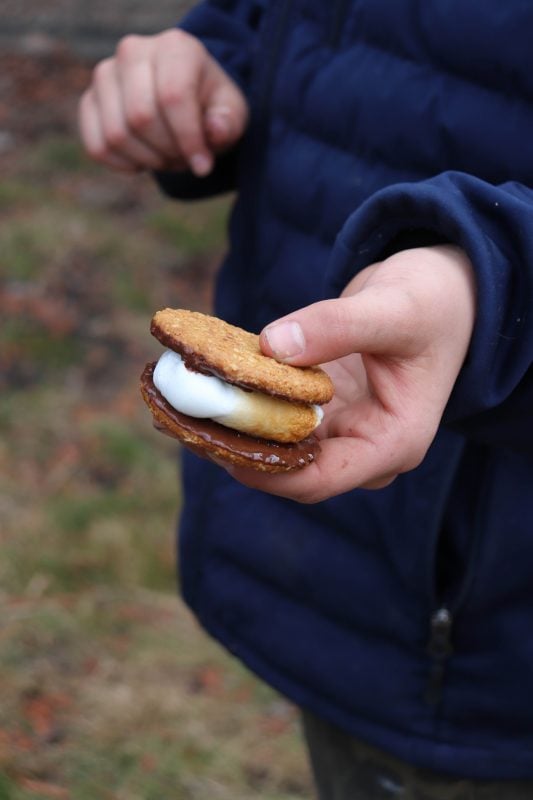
[19,778,70,799]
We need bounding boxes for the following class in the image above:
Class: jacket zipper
[425,606,453,706]
[426,527,487,705]
[425,444,492,706]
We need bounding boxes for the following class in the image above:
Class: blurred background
[0,4,312,798]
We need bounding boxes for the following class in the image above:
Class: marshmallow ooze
[153,349,323,443]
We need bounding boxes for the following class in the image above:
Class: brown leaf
[190,664,225,696]
[140,753,158,773]
[19,778,70,799]
[23,692,71,739]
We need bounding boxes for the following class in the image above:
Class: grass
[0,74,313,798]
[0,591,311,800]
[30,135,92,174]
[0,218,59,281]
[147,200,230,257]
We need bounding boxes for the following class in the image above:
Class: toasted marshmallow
[153,349,323,443]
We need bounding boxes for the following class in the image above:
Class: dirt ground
[0,0,196,59]
[0,43,313,800]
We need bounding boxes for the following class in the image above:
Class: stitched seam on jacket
[207,549,421,653]
[274,113,431,180]
[275,88,531,190]
[357,36,533,108]
[204,613,438,745]
[264,130,426,244]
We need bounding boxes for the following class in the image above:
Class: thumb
[260,292,415,366]
[204,78,249,151]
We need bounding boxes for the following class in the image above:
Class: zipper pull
[425,607,453,706]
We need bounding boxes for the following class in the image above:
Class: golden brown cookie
[151,308,333,404]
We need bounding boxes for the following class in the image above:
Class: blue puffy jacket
[157,0,533,779]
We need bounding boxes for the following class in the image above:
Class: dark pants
[302,712,533,800]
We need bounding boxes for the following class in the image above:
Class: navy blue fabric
[158,0,533,779]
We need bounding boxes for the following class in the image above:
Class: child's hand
[226,245,476,502]
[79,29,249,175]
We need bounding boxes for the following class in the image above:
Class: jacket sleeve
[325,171,533,451]
[155,0,264,200]
[180,0,264,92]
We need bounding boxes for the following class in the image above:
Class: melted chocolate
[140,362,319,470]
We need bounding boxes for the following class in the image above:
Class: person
[79,1,533,796]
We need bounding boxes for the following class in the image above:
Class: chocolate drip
[140,362,319,471]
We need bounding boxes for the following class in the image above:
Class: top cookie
[150,308,334,405]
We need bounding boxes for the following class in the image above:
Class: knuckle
[165,27,205,56]
[158,84,182,107]
[93,57,113,83]
[158,78,194,108]
[86,140,108,163]
[186,34,206,60]
[127,103,153,132]
[162,27,188,44]
[104,124,128,149]
[116,34,143,60]
[177,134,200,159]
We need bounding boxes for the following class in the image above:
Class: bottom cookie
[140,362,320,473]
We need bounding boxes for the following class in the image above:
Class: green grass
[0,179,42,211]
[1,318,83,371]
[0,591,311,799]
[0,220,57,281]
[27,134,96,175]
[148,199,230,256]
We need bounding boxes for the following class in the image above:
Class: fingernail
[190,153,212,176]
[263,321,305,361]
[206,106,231,138]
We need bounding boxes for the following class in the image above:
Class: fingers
[118,53,183,164]
[254,247,477,503]
[79,90,140,172]
[79,29,249,175]
[225,436,400,504]
[93,56,170,170]
[153,31,249,171]
[153,34,213,175]
[261,247,476,370]
[201,70,250,150]
[260,291,418,367]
